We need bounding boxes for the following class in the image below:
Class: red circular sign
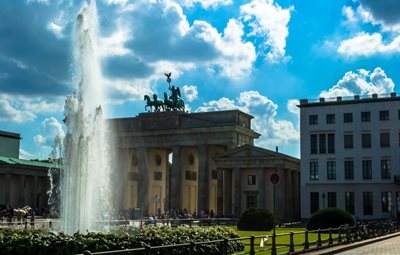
[270,173,280,184]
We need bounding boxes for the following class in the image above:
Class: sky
[1,0,400,159]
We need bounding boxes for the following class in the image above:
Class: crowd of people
[117,208,216,220]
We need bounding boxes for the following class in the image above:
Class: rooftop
[0,130,21,140]
[297,92,400,108]
[0,156,59,168]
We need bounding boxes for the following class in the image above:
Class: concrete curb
[305,232,400,255]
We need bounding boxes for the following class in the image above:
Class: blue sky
[1,0,400,159]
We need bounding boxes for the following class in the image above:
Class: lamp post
[322,192,326,209]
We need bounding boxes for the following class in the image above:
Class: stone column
[33,175,39,208]
[137,147,150,216]
[266,169,274,212]
[259,169,267,209]
[216,168,223,217]
[197,145,209,212]
[233,168,241,217]
[170,146,182,211]
[276,167,286,222]
[223,169,232,216]
[292,171,300,220]
[4,174,11,206]
[18,175,25,207]
[285,169,293,220]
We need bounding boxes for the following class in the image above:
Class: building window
[211,170,218,180]
[327,161,336,180]
[343,113,353,123]
[309,115,318,125]
[310,162,319,180]
[381,159,391,179]
[154,171,162,181]
[328,133,335,153]
[248,175,256,185]
[246,195,257,208]
[379,110,389,121]
[185,171,197,181]
[361,111,370,122]
[327,192,337,208]
[319,134,326,154]
[344,134,353,149]
[363,192,373,215]
[380,132,390,148]
[155,154,162,166]
[362,133,371,148]
[311,134,318,154]
[344,160,354,180]
[345,192,355,214]
[382,192,392,214]
[326,114,335,124]
[398,109,400,120]
[362,160,372,179]
[310,192,319,214]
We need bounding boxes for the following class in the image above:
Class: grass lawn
[231,227,339,254]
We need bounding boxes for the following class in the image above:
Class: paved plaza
[335,235,400,255]
[306,233,400,255]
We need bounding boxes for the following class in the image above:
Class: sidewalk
[305,232,400,255]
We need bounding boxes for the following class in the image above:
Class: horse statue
[14,206,32,222]
[164,92,185,111]
[152,94,164,112]
[164,92,174,111]
[144,95,153,112]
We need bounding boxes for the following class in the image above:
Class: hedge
[237,208,273,231]
[307,208,355,230]
[0,226,244,255]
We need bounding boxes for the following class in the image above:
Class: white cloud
[0,94,63,123]
[319,67,394,98]
[34,117,65,148]
[19,148,34,159]
[182,85,198,102]
[197,90,299,150]
[240,0,293,63]
[287,99,299,117]
[179,0,232,9]
[338,32,400,57]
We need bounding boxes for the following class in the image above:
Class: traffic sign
[270,173,280,184]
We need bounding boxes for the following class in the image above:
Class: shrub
[0,226,244,255]
[237,208,273,231]
[307,208,355,230]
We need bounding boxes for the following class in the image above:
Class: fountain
[60,0,112,234]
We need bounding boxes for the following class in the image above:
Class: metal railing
[76,221,400,255]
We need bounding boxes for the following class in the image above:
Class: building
[111,110,300,220]
[0,130,56,210]
[298,93,400,220]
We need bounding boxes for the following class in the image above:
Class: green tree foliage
[307,208,355,230]
[237,208,273,231]
[0,226,244,255]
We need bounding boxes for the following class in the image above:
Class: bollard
[49,221,52,228]
[249,236,255,255]
[222,238,229,255]
[304,230,309,250]
[289,232,295,252]
[317,229,322,247]
[189,242,195,255]
[328,228,333,245]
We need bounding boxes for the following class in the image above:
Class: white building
[298,93,400,220]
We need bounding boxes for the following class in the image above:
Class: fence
[77,221,400,255]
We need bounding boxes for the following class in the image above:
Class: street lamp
[322,192,326,209]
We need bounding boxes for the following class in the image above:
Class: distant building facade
[0,130,56,210]
[298,93,400,220]
[111,110,300,220]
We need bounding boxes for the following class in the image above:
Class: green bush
[237,208,273,231]
[0,226,244,255]
[307,208,355,230]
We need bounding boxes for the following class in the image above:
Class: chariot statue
[143,72,185,112]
